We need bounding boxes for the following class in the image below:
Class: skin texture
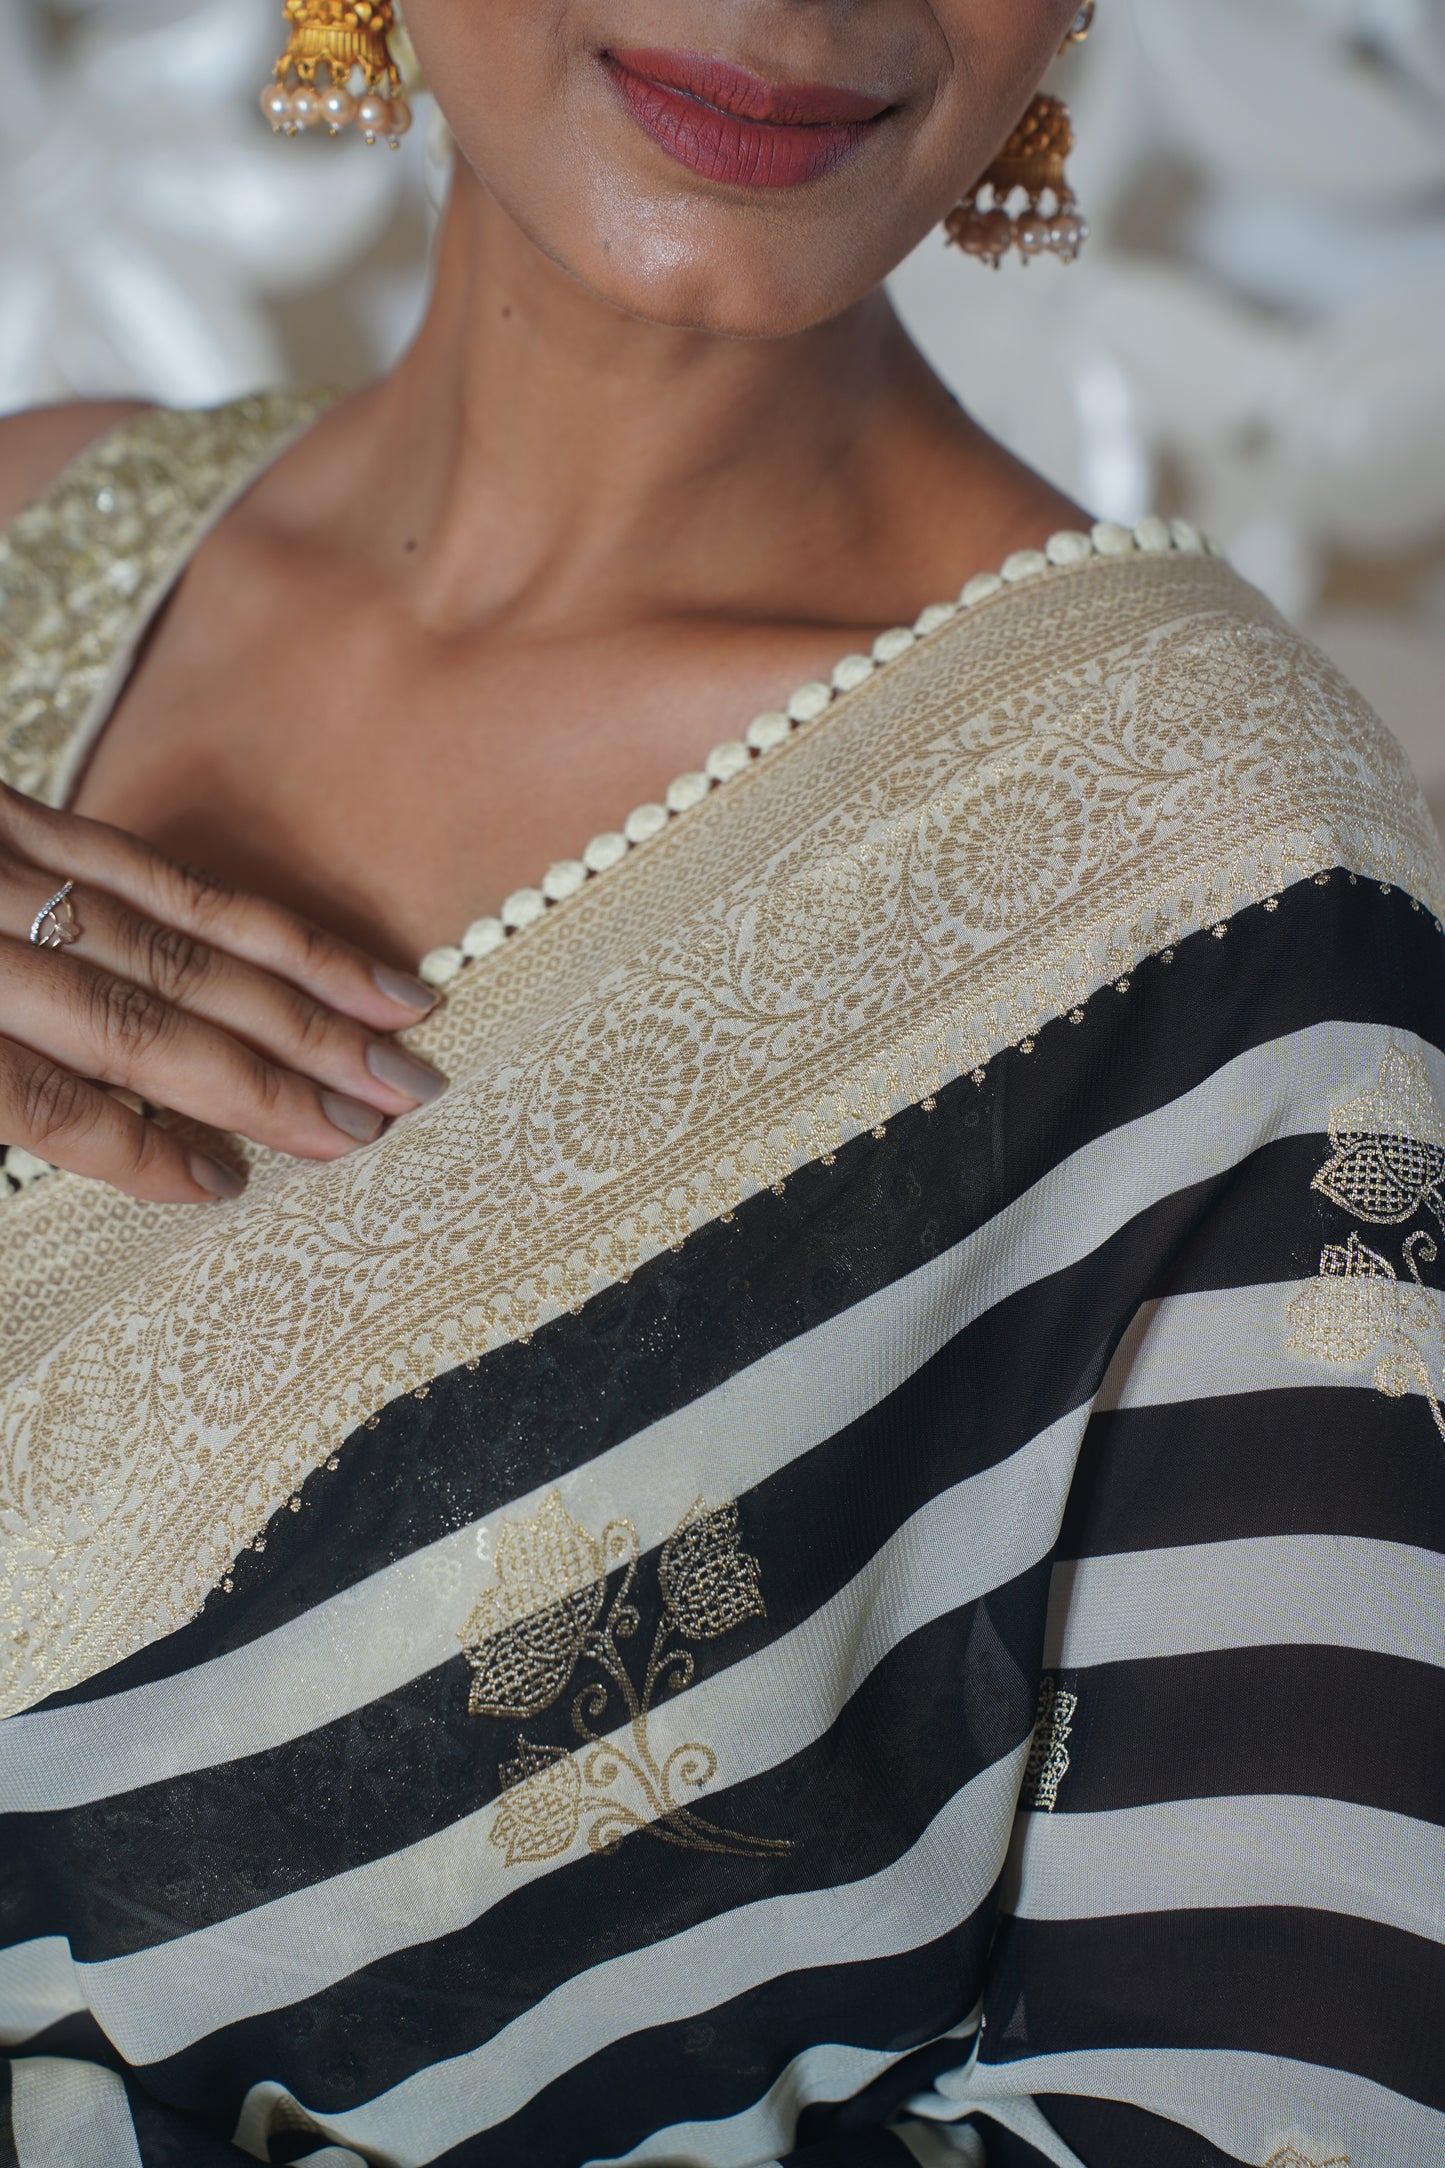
[0,0,1085,1200]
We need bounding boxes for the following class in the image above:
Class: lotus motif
[490,1739,583,1867]
[1312,1045,1445,1227]
[1262,2148,1350,2168]
[1287,1232,1399,1366]
[466,1493,788,1867]
[658,1500,767,1642]
[461,1494,608,1719]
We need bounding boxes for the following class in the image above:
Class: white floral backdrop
[3,0,1442,828]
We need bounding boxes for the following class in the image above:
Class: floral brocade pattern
[0,392,331,809]
[1,404,1443,1716]
[1020,1674,1077,1813]
[461,1492,612,1721]
[1261,2149,1350,2168]
[463,1494,785,1866]
[1288,1045,1445,1441]
[1310,1042,1445,1229]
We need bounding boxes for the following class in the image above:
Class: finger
[0,1035,245,1205]
[0,936,388,1162]
[0,785,439,1031]
[0,870,446,1117]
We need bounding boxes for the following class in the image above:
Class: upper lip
[603,47,893,129]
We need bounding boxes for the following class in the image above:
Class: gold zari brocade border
[1,534,1441,1713]
[0,392,334,810]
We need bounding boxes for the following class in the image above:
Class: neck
[321,163,996,633]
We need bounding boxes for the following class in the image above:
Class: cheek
[404,0,564,161]
[410,10,686,290]
[928,0,1086,174]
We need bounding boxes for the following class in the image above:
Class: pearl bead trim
[417,517,1220,989]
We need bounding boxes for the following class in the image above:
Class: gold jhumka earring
[260,1,413,148]
[946,2,1094,268]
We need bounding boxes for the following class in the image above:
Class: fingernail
[321,1091,385,1144]
[372,964,438,1014]
[188,1150,246,1201]
[365,1041,448,1105]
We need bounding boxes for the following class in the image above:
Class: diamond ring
[29,881,82,951]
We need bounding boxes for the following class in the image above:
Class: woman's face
[401,1,1083,336]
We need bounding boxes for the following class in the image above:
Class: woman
[0,2,1440,2162]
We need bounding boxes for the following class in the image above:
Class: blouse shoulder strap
[0,390,333,808]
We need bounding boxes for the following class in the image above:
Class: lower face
[401,1,1083,338]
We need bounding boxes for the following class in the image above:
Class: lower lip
[603,54,882,189]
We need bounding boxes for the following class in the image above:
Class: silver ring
[29,881,82,951]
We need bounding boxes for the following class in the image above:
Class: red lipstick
[603,47,890,189]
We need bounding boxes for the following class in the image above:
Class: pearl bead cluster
[417,516,1220,991]
[259,80,412,146]
[948,199,1088,269]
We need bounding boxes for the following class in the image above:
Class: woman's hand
[0,783,446,1204]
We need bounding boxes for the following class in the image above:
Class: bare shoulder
[0,401,152,532]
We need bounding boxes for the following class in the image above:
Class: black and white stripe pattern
[3,871,1443,2166]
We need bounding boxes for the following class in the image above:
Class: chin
[506,172,885,340]
[579,247,853,341]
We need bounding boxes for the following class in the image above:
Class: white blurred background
[2,0,1442,831]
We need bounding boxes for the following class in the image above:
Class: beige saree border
[1,553,1441,1716]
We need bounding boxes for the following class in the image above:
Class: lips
[603,47,891,189]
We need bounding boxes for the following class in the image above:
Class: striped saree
[0,404,1442,2168]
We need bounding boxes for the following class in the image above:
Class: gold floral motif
[461,1494,610,1719]
[1020,1674,1076,1813]
[1311,1043,1445,1228]
[1262,2148,1349,2168]
[156,1222,332,1436]
[1289,1047,1445,1443]
[466,1494,785,1866]
[915,769,1092,938]
[489,1739,585,1868]
[753,844,889,996]
[1289,1231,1445,1442]
[538,1004,708,1179]
[1289,1231,1403,1367]
[657,1499,766,1639]
[2,415,1443,1716]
